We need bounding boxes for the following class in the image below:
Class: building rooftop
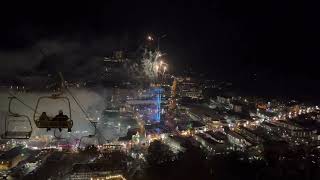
[198,133,217,145]
[262,121,278,128]
[188,106,221,120]
[206,131,227,141]
[225,129,245,140]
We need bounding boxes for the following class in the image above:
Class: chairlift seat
[1,131,32,139]
[35,119,73,129]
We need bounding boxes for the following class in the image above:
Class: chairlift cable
[64,84,107,143]
[7,91,40,115]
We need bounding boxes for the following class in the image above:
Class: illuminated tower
[153,88,163,122]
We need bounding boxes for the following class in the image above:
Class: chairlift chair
[1,97,33,139]
[33,95,73,132]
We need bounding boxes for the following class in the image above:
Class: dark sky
[0,1,318,98]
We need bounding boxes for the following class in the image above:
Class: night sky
[0,1,317,99]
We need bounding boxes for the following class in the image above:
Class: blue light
[156,92,161,121]
[153,88,163,122]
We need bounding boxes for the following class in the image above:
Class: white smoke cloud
[0,36,123,78]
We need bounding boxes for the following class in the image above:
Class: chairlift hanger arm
[53,72,107,142]
[7,91,39,115]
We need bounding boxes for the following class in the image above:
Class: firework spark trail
[142,50,164,80]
